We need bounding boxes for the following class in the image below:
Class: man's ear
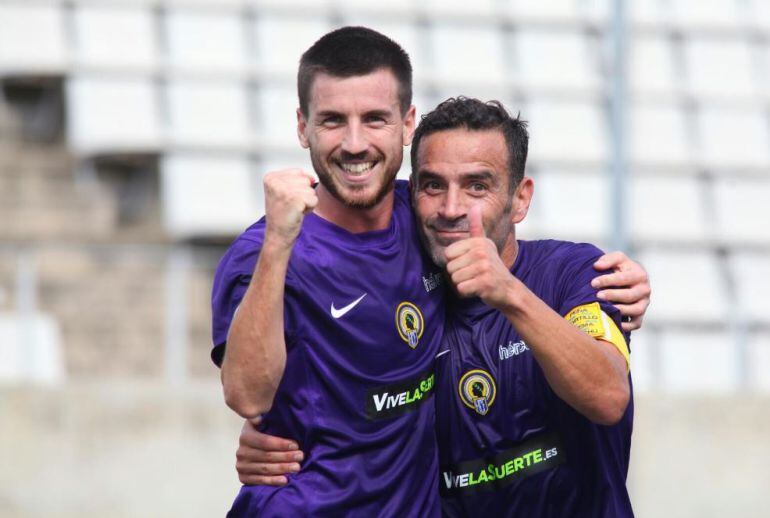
[512,177,534,224]
[297,108,309,149]
[402,105,417,146]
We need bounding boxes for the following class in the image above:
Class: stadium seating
[514,29,599,95]
[71,4,158,73]
[729,252,770,325]
[164,8,248,75]
[529,170,608,244]
[630,175,707,244]
[161,153,262,238]
[0,311,64,384]
[526,99,608,166]
[66,76,162,154]
[629,103,692,170]
[0,0,768,399]
[658,330,737,393]
[638,249,727,325]
[427,23,507,91]
[166,80,252,149]
[0,3,67,75]
[749,333,770,392]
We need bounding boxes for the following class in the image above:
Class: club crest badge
[395,301,424,349]
[459,369,497,415]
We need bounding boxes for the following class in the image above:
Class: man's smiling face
[413,128,529,268]
[298,68,415,209]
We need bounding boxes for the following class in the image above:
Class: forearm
[499,280,630,425]
[221,238,292,419]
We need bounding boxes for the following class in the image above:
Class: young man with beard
[214,28,649,516]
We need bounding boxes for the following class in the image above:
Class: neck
[498,230,519,270]
[313,183,396,233]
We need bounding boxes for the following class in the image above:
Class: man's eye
[470,183,487,192]
[422,181,442,193]
[365,116,386,126]
[321,117,342,126]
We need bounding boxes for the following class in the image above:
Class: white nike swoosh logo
[435,349,451,358]
[330,293,367,319]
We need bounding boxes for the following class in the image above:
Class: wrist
[495,277,527,314]
[262,233,296,257]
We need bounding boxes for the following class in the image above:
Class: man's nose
[438,186,467,221]
[341,121,368,155]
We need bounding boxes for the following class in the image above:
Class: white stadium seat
[729,252,770,325]
[503,0,580,23]
[629,103,692,169]
[164,8,248,74]
[751,0,770,32]
[166,80,251,149]
[627,329,658,393]
[0,3,67,74]
[638,249,727,324]
[685,37,758,99]
[529,170,609,243]
[525,99,608,165]
[255,82,301,150]
[0,312,64,384]
[337,0,414,15]
[659,330,737,394]
[258,154,315,181]
[671,0,747,31]
[629,35,679,99]
[427,23,507,90]
[630,0,672,27]
[748,333,770,393]
[514,29,599,94]
[161,154,262,238]
[66,76,162,154]
[696,107,770,170]
[421,0,496,18]
[72,5,157,72]
[714,179,770,245]
[252,15,332,78]
[630,176,707,245]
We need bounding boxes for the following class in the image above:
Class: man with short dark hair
[214,26,446,516]
[214,27,648,516]
[412,97,634,516]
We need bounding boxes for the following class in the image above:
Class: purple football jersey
[212,181,445,517]
[435,240,634,517]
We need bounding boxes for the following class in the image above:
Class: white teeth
[340,162,375,175]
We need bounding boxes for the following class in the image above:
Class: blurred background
[1,0,769,516]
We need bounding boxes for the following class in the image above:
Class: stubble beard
[310,150,401,210]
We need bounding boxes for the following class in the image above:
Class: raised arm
[444,208,629,425]
[221,170,317,419]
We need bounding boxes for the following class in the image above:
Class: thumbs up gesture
[444,205,516,309]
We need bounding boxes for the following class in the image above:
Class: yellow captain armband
[564,302,630,371]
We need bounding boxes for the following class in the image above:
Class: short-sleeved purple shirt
[212,181,446,517]
[436,240,634,517]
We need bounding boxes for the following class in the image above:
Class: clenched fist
[445,205,517,310]
[263,169,318,248]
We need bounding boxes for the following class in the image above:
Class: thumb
[469,205,485,238]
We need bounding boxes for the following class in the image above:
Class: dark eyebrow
[315,110,343,119]
[415,170,443,182]
[363,109,394,119]
[461,171,495,182]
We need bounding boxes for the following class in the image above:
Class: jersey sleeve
[210,235,300,367]
[555,243,630,368]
